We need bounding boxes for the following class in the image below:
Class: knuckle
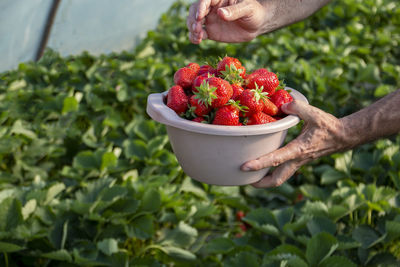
[252,160,264,170]
[272,178,285,187]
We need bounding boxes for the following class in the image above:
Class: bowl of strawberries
[146,57,308,186]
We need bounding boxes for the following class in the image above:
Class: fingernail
[195,11,199,20]
[192,22,196,32]
[241,164,251,171]
[281,103,289,112]
[219,8,229,17]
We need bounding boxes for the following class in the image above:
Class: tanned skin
[187,0,400,188]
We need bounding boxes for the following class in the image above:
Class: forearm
[341,89,400,149]
[258,0,332,34]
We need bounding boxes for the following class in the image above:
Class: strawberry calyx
[250,84,269,103]
[226,99,248,113]
[220,64,244,85]
[275,73,286,91]
[193,80,217,108]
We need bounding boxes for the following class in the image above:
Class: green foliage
[0,0,399,266]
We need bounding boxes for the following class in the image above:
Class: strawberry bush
[0,0,399,266]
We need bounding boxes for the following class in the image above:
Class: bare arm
[258,0,333,34]
[187,0,332,44]
[342,89,400,148]
[242,89,400,188]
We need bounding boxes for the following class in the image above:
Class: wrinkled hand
[187,0,269,44]
[241,100,351,188]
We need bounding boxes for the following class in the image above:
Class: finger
[217,1,254,21]
[197,0,220,20]
[251,160,299,188]
[241,140,303,171]
[281,100,325,122]
[187,4,197,31]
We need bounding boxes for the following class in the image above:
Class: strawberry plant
[0,0,399,266]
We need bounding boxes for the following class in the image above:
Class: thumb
[217,1,253,21]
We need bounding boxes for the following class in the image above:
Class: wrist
[256,0,279,35]
[339,116,363,151]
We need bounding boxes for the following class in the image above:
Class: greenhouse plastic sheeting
[0,0,175,72]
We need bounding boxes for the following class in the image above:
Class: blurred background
[0,0,175,72]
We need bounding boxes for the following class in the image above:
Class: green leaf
[11,120,37,139]
[100,186,128,202]
[319,255,357,267]
[224,251,259,267]
[244,208,277,227]
[321,168,346,185]
[352,225,385,249]
[8,79,27,91]
[161,221,198,248]
[101,152,118,170]
[301,201,329,217]
[267,244,306,260]
[273,207,294,230]
[0,241,24,253]
[161,246,196,261]
[300,184,329,200]
[45,183,65,204]
[147,135,169,156]
[73,150,101,170]
[62,96,79,113]
[125,118,157,141]
[307,216,336,236]
[385,220,400,242]
[204,237,235,254]
[180,177,207,199]
[42,249,72,262]
[334,151,353,175]
[123,139,148,160]
[75,178,113,203]
[97,238,119,256]
[22,199,37,220]
[0,198,23,231]
[306,232,338,267]
[126,215,154,240]
[140,188,161,212]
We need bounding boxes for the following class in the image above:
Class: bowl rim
[146,87,308,136]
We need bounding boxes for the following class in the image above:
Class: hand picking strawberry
[166,56,293,126]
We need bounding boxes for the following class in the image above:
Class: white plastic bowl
[146,87,308,186]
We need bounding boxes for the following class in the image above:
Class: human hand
[241,100,351,188]
[187,0,270,44]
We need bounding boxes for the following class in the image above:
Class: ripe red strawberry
[231,84,244,100]
[262,98,279,116]
[246,70,280,95]
[270,89,293,115]
[236,211,245,221]
[189,94,212,117]
[167,85,189,115]
[237,86,268,116]
[212,100,244,126]
[247,112,277,125]
[192,73,209,93]
[192,117,206,123]
[208,77,233,108]
[198,65,218,76]
[217,56,246,78]
[253,68,269,76]
[195,77,232,108]
[174,67,197,89]
[186,62,200,73]
[239,223,247,232]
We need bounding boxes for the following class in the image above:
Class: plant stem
[4,253,8,267]
[368,209,372,225]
